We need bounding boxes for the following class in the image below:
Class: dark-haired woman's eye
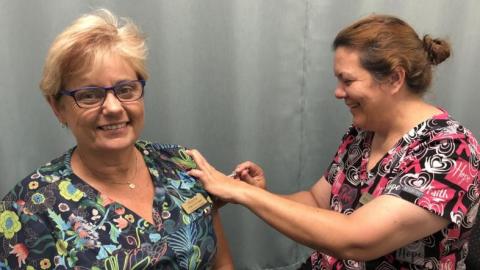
[343,79,353,86]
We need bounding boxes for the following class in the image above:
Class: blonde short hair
[39,9,148,96]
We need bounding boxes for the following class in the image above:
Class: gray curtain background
[1,0,479,269]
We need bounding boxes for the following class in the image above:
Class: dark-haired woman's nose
[334,84,347,99]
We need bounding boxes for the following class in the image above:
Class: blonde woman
[0,9,233,269]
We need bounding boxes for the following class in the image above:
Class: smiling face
[49,53,144,154]
[333,47,392,131]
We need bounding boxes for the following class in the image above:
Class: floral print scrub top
[0,141,217,269]
[310,111,480,270]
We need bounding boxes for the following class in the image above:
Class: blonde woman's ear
[46,95,67,125]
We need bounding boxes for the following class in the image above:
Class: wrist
[233,180,262,205]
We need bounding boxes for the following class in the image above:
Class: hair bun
[422,35,451,65]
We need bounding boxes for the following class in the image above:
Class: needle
[227,171,238,178]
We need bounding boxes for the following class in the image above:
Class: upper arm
[342,195,449,260]
[282,176,331,208]
[212,210,234,270]
[309,176,332,209]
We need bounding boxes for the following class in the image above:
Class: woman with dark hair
[188,14,479,269]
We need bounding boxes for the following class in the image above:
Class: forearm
[235,182,357,258]
[282,191,321,207]
[237,184,451,261]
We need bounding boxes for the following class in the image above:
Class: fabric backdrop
[1,1,479,269]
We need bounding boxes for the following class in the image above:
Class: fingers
[186,150,228,182]
[187,168,204,179]
[186,149,213,171]
[238,170,256,184]
[235,161,264,178]
[187,152,264,190]
[235,161,256,173]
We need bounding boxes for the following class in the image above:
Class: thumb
[239,170,256,185]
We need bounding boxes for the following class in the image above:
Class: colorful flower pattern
[0,141,216,269]
[310,111,480,270]
[0,211,21,240]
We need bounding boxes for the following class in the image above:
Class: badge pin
[181,193,209,214]
[359,192,374,205]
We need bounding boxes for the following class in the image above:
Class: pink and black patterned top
[310,110,480,270]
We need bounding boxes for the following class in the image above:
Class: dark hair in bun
[333,14,451,95]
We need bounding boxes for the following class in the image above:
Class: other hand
[233,161,267,190]
[187,149,249,204]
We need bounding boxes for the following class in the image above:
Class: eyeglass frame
[57,79,146,108]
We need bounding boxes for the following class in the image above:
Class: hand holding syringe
[225,163,266,190]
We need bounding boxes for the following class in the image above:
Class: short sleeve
[140,141,198,171]
[141,141,213,210]
[383,136,480,225]
[160,144,198,170]
[0,200,58,269]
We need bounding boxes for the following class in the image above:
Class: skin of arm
[234,161,331,209]
[187,149,450,261]
[212,210,235,269]
[282,177,332,209]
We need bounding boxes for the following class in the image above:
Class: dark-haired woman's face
[333,47,392,131]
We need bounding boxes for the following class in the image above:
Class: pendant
[128,183,136,189]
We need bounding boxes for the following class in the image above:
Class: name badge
[181,193,208,214]
[359,192,374,205]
